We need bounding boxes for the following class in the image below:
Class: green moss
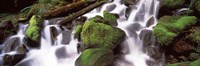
[162,0,185,8]
[189,59,200,66]
[81,21,125,49]
[172,16,197,32]
[103,11,117,26]
[165,62,190,66]
[89,15,106,23]
[25,15,43,41]
[153,26,177,45]
[74,24,82,39]
[188,28,200,45]
[75,48,114,66]
[153,16,197,46]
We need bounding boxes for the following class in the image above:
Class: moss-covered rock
[89,15,107,23]
[188,27,200,45]
[74,24,82,39]
[81,20,125,49]
[153,16,197,46]
[25,15,43,42]
[75,48,114,66]
[195,0,200,13]
[162,0,185,8]
[103,11,118,26]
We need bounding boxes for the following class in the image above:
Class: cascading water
[0,0,162,66]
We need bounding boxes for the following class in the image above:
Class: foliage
[75,48,114,66]
[195,0,200,12]
[20,0,66,18]
[188,28,200,45]
[162,0,185,8]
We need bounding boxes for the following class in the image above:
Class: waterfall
[0,0,162,66]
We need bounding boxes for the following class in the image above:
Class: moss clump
[153,26,177,45]
[74,24,82,39]
[25,15,43,41]
[195,0,200,13]
[153,16,197,46]
[188,28,200,45]
[162,0,185,8]
[89,15,106,23]
[165,62,190,66]
[189,59,200,66]
[75,48,114,66]
[103,11,117,26]
[81,20,125,49]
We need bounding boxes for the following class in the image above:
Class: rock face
[153,16,197,46]
[81,20,125,49]
[3,54,26,66]
[75,48,114,66]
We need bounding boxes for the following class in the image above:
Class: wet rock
[61,30,72,44]
[140,29,156,46]
[126,23,141,32]
[1,37,20,53]
[16,44,28,54]
[26,37,40,48]
[173,40,193,53]
[55,46,68,59]
[125,6,132,18]
[146,47,162,59]
[105,4,116,12]
[75,48,114,66]
[189,53,200,60]
[3,54,26,66]
[50,27,59,45]
[121,0,136,6]
[146,16,155,27]
[0,20,14,29]
[0,20,16,42]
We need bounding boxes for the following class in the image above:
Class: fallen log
[42,1,86,19]
[57,1,106,25]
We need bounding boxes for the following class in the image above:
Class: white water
[0,0,162,66]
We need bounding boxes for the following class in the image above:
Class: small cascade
[0,0,163,66]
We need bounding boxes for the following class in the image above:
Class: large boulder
[25,15,42,42]
[81,20,125,49]
[153,16,197,46]
[75,48,114,66]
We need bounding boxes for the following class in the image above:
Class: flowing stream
[0,0,162,66]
